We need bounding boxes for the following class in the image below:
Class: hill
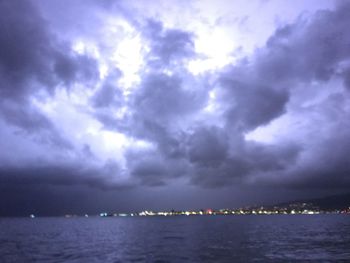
[275,193,350,211]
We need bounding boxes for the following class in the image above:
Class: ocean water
[0,215,349,262]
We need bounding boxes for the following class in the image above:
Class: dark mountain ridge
[274,193,350,210]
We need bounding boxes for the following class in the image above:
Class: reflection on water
[1,215,349,262]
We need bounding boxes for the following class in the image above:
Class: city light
[55,204,350,218]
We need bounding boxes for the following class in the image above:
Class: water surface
[1,215,349,262]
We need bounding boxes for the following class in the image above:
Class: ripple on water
[0,215,349,262]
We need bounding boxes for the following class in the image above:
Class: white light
[102,131,127,151]
[111,35,143,89]
[72,40,85,54]
[244,114,292,143]
[72,39,100,59]
[204,89,218,113]
[188,28,236,74]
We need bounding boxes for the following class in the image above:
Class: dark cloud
[187,126,228,167]
[144,19,195,67]
[93,20,206,139]
[0,0,98,99]
[126,147,188,186]
[126,20,206,138]
[0,0,107,199]
[0,0,98,148]
[0,0,53,99]
[257,1,350,85]
[133,73,206,123]
[190,1,350,190]
[96,20,209,166]
[1,0,350,215]
[342,65,350,90]
[97,2,350,190]
[53,51,98,86]
[0,159,130,190]
[0,101,73,149]
[219,76,289,131]
[91,69,123,108]
[0,0,103,192]
[269,93,350,190]
[212,0,350,135]
[188,133,300,188]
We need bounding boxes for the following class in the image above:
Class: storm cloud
[1,0,350,215]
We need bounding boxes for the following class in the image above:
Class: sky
[1,0,350,216]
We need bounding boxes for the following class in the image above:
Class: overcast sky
[1,0,350,216]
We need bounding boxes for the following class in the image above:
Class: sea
[0,215,349,262]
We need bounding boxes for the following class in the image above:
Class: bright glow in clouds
[102,131,127,152]
[111,35,143,89]
[100,17,144,90]
[32,83,155,171]
[3,0,350,215]
[195,28,235,62]
[204,89,218,113]
[32,88,127,163]
[188,28,236,74]
[245,113,300,145]
[72,39,100,59]
[72,40,85,54]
